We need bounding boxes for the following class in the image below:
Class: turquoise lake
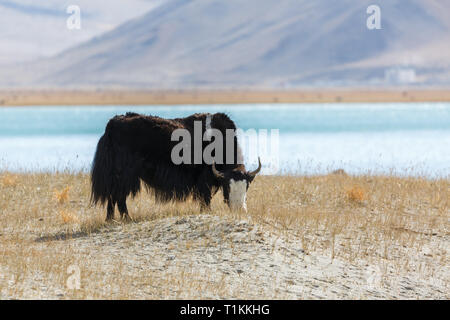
[0,103,449,177]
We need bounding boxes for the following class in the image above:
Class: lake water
[0,103,449,177]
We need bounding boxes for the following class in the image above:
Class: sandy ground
[1,89,450,106]
[2,214,448,299]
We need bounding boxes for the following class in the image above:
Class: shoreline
[2,89,450,106]
[1,168,448,180]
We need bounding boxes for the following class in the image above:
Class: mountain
[0,0,163,65]
[2,0,450,88]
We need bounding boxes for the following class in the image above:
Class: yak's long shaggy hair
[91,112,242,218]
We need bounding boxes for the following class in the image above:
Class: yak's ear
[211,162,225,181]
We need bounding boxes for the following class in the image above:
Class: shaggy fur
[91,112,252,220]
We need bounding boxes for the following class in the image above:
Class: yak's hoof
[106,218,120,224]
[200,207,211,214]
[121,215,133,223]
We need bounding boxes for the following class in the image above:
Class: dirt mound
[47,214,446,299]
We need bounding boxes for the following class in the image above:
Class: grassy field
[0,172,448,299]
[2,89,450,106]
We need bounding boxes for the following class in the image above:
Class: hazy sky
[0,0,163,65]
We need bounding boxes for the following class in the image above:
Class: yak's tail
[90,128,142,206]
[90,131,115,206]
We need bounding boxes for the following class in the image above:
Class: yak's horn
[248,157,262,177]
[212,162,225,179]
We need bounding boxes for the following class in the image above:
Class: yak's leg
[200,199,211,212]
[196,170,214,212]
[106,197,115,221]
[117,196,132,222]
[198,188,212,213]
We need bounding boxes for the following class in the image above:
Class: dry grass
[346,185,366,203]
[1,173,19,187]
[54,186,70,205]
[0,171,448,299]
[2,89,450,106]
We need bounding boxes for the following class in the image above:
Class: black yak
[91,112,261,221]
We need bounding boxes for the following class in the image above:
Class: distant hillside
[0,0,162,65]
[2,0,450,88]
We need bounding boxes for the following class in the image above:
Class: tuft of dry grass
[1,173,19,187]
[54,186,70,204]
[59,210,79,224]
[0,172,448,299]
[346,185,366,203]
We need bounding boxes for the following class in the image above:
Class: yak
[91,112,261,221]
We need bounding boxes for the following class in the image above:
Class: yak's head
[211,157,261,212]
